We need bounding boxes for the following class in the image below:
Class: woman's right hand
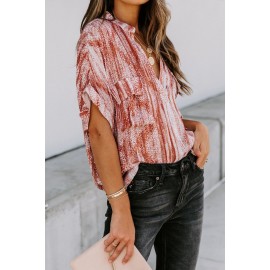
[104,203,135,265]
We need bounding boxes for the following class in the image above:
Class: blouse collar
[104,10,136,35]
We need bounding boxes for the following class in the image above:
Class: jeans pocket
[187,154,205,192]
[190,152,204,172]
[126,174,161,195]
[194,162,204,172]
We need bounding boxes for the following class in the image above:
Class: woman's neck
[112,3,141,32]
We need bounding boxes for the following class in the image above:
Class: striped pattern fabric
[76,11,195,191]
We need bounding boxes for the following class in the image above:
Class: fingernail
[122,261,126,264]
[108,259,112,263]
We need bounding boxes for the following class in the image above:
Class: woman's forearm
[89,127,131,213]
[182,118,202,132]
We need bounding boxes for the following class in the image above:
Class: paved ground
[197,181,225,270]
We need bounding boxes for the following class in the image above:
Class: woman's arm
[182,118,201,132]
[88,103,135,265]
[76,27,135,264]
[182,118,210,168]
[88,103,131,212]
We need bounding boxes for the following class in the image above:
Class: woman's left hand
[192,122,210,169]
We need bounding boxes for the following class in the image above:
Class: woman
[76,0,210,269]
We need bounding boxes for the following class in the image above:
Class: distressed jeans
[103,150,204,270]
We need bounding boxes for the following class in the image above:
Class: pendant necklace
[111,10,156,65]
[134,33,156,66]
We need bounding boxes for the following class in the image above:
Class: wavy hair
[79,0,192,96]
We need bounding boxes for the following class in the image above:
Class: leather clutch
[70,233,152,270]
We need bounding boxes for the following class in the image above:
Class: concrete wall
[46,0,89,158]
[168,0,225,106]
[45,0,224,158]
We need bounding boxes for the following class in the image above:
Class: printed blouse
[76,11,195,191]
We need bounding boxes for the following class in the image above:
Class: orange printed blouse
[76,11,195,191]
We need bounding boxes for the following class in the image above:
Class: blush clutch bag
[70,233,152,270]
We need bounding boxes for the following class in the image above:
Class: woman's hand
[192,122,210,169]
[104,206,135,265]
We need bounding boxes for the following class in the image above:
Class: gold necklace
[111,10,156,65]
[134,33,156,66]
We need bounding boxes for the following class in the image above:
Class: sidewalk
[197,181,225,270]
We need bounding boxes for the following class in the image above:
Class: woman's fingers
[108,240,127,263]
[104,209,135,264]
[195,143,209,168]
[195,150,208,168]
[104,234,134,264]
[105,238,121,253]
[122,241,134,264]
[192,121,210,168]
[196,154,208,168]
[104,233,117,248]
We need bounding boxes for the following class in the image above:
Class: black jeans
[103,150,204,270]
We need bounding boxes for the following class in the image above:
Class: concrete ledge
[46,93,225,270]
[181,93,225,178]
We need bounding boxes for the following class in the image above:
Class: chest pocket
[110,76,155,131]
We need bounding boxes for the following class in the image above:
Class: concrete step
[46,93,225,270]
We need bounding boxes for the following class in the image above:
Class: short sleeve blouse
[76,11,195,191]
